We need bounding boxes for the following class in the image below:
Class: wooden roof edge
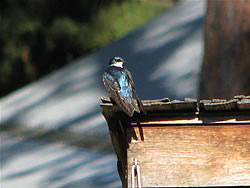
[100,95,250,117]
[101,96,197,106]
[101,96,172,104]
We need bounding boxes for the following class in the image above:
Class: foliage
[88,2,167,49]
[0,0,175,97]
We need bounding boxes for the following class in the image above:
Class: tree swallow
[103,57,146,117]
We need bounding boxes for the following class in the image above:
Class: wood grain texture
[101,96,250,187]
[127,124,250,187]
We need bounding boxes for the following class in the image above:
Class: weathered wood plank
[200,99,238,111]
[101,96,250,119]
[127,124,250,187]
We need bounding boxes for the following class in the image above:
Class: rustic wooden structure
[101,95,250,187]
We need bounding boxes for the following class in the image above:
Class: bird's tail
[134,91,147,115]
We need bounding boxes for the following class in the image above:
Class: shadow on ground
[0,1,205,187]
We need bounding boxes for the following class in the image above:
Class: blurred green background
[0,0,178,97]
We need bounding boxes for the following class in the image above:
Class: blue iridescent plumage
[103,57,146,117]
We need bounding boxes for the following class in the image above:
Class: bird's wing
[125,69,147,115]
[103,72,135,117]
[103,72,121,92]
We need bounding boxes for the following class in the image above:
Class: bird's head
[109,57,125,68]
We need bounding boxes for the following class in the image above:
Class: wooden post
[200,0,250,99]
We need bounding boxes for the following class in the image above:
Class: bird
[103,56,146,117]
